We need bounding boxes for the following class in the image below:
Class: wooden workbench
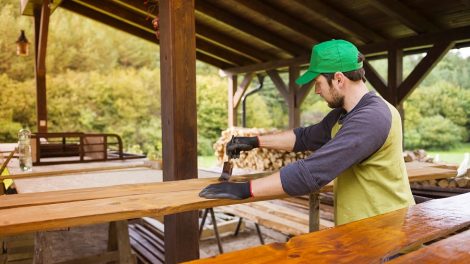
[0,163,457,235]
[0,162,457,263]
[187,192,470,264]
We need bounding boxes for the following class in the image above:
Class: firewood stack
[214,127,311,171]
[403,149,434,163]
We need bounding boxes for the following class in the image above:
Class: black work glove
[199,181,251,200]
[226,136,259,158]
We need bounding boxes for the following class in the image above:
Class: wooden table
[0,162,457,263]
[186,192,470,264]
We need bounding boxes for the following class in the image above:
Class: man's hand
[199,181,251,200]
[226,136,259,158]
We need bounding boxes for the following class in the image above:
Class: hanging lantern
[16,30,29,56]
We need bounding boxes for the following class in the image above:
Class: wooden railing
[32,132,144,165]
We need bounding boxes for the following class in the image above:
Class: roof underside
[22,0,470,73]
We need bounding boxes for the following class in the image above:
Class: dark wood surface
[187,193,470,264]
[159,0,199,262]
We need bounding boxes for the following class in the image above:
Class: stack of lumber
[214,127,310,171]
[219,197,334,237]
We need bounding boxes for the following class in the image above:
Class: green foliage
[405,115,464,150]
[404,81,470,149]
[197,74,227,155]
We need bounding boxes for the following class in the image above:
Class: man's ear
[334,72,345,88]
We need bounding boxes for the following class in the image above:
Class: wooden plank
[0,171,265,209]
[187,193,470,263]
[6,162,148,179]
[159,0,198,262]
[389,229,470,264]
[219,204,310,236]
[0,180,289,236]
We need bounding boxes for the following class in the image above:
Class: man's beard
[326,85,344,108]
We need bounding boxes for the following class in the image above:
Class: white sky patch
[450,46,470,58]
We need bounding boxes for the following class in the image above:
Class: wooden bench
[186,192,470,263]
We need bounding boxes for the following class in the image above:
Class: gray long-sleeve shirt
[280,91,393,196]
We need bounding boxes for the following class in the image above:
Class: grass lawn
[427,143,470,164]
[198,155,218,168]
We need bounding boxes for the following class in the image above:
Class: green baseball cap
[296,39,363,85]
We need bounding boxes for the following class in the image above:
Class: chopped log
[438,179,449,188]
[455,177,469,188]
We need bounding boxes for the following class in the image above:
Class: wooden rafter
[236,0,329,44]
[293,0,385,43]
[266,70,289,102]
[196,38,255,66]
[36,2,50,76]
[195,1,305,56]
[225,26,470,74]
[363,61,387,98]
[368,0,440,33]
[196,22,272,62]
[60,1,237,68]
[398,41,454,104]
[296,82,314,107]
[233,73,254,109]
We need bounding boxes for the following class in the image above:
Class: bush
[197,135,215,156]
[405,115,464,150]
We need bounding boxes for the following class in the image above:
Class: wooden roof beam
[195,22,274,62]
[368,0,441,33]
[100,0,272,64]
[398,41,454,104]
[236,0,330,44]
[224,26,470,74]
[59,1,229,68]
[195,1,306,56]
[196,38,255,66]
[292,0,386,43]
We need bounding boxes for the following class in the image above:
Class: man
[199,39,415,225]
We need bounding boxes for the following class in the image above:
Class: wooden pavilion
[19,0,470,263]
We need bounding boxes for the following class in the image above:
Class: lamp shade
[16,30,29,56]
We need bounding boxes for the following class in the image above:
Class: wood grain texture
[187,193,470,264]
[0,165,455,236]
[389,229,470,264]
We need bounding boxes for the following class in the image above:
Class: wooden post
[308,192,320,232]
[33,3,50,133]
[108,220,133,264]
[159,0,199,263]
[387,47,403,106]
[228,75,238,127]
[288,66,300,128]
